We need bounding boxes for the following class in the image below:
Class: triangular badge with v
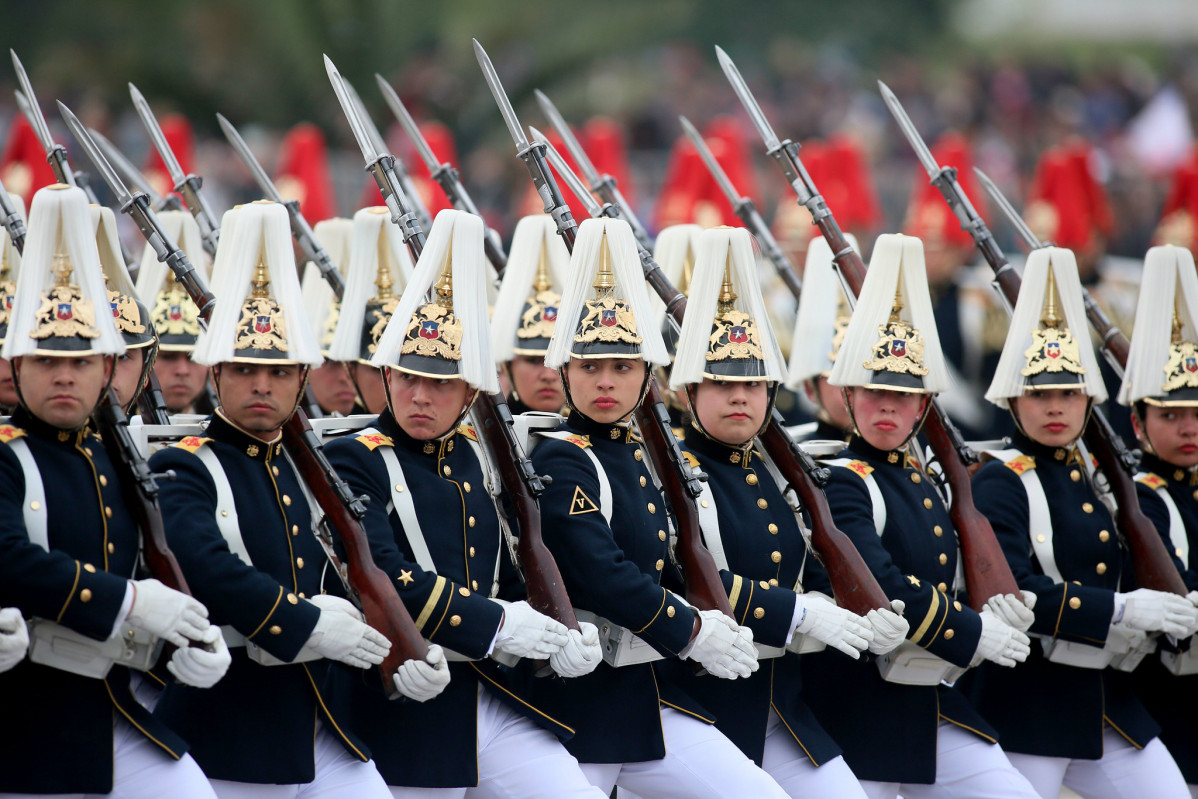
[569,486,599,515]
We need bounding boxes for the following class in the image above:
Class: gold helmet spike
[1020,257,1085,385]
[862,256,930,391]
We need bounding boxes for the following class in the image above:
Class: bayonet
[678,114,798,295]
[0,173,26,253]
[217,113,346,300]
[324,55,426,260]
[974,167,1044,251]
[534,89,653,252]
[376,74,507,271]
[59,101,215,321]
[11,52,74,188]
[534,130,608,221]
[129,84,221,258]
[473,39,577,249]
[89,128,179,212]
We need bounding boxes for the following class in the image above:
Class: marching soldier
[491,214,569,414]
[326,206,413,415]
[658,225,909,796]
[960,245,1197,798]
[802,233,1039,799]
[1119,245,1198,795]
[0,192,25,412]
[529,216,791,797]
[0,184,226,797]
[149,201,405,798]
[300,217,359,416]
[322,208,605,797]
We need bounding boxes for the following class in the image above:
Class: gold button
[57,431,69,442]
[105,506,113,519]
[757,498,768,509]
[1037,534,1047,543]
[759,580,770,589]
[83,563,96,573]
[911,472,922,484]
[1054,449,1066,461]
[1099,530,1110,543]
[469,546,477,557]
[769,578,779,586]
[1070,469,1081,482]
[923,498,934,510]
[394,483,404,493]
[299,592,306,599]
[472,580,479,591]
[648,503,656,514]
[666,606,676,618]
[768,523,778,534]
[272,466,280,476]
[443,465,452,476]
[291,525,299,536]
[296,558,305,569]
[933,525,943,537]
[1082,502,1093,514]
[84,448,92,456]
[655,559,664,570]
[954,601,963,611]
[287,593,298,605]
[944,629,955,640]
[80,589,93,602]
[771,551,782,563]
[1096,562,1107,575]
[107,542,114,554]
[1176,469,1186,481]
[464,482,471,493]
[1069,597,1081,609]
[659,530,667,541]
[938,582,948,592]
[939,553,948,565]
[269,625,282,635]
[99,475,108,487]
[746,473,758,486]
[220,510,229,518]
[29,500,40,511]
[701,500,709,508]
[640,476,647,487]
[449,615,461,627]
[460,585,472,597]
[634,449,643,461]
[468,516,476,528]
[283,495,292,507]
[753,608,765,619]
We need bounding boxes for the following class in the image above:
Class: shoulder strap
[683,454,727,572]
[1137,472,1188,565]
[987,448,1062,583]
[363,428,436,575]
[540,430,613,523]
[827,458,886,535]
[192,445,253,567]
[9,439,48,551]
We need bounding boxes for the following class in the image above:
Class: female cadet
[1119,245,1198,796]
[802,233,1039,799]
[659,225,911,796]
[530,217,791,797]
[491,214,569,414]
[962,245,1198,799]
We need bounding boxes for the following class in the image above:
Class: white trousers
[860,720,1040,799]
[761,710,868,798]
[583,706,788,797]
[1005,729,1189,799]
[388,686,604,798]
[0,716,216,799]
[208,727,390,799]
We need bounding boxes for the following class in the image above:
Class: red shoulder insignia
[457,424,478,441]
[355,432,393,451]
[0,424,26,443]
[844,460,874,478]
[1003,455,1036,475]
[563,434,591,449]
[174,436,213,453]
[1137,473,1167,490]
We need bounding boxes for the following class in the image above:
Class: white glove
[392,643,450,702]
[549,622,602,678]
[790,594,873,658]
[972,606,1031,667]
[866,600,909,655]
[683,609,758,679]
[127,579,211,648]
[0,607,29,673]
[492,600,570,660]
[167,625,231,688]
[305,598,392,669]
[984,591,1037,633]
[1114,589,1198,639]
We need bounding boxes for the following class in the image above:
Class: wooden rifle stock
[472,391,579,630]
[635,384,733,616]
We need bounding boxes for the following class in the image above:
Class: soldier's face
[352,363,388,415]
[806,376,852,432]
[691,379,769,446]
[387,370,472,440]
[215,363,303,438]
[111,348,146,410]
[308,359,357,416]
[154,351,209,413]
[509,354,565,412]
[849,387,928,451]
[1136,405,1198,468]
[1011,388,1088,449]
[566,358,646,424]
[14,354,111,429]
[0,357,18,408]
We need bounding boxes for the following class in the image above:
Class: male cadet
[323,209,606,798]
[0,184,227,797]
[0,191,25,412]
[149,201,417,799]
[300,217,359,416]
[135,210,213,415]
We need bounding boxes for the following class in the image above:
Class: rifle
[0,172,26,254]
[540,131,890,616]
[327,57,579,632]
[967,168,1189,596]
[138,372,174,425]
[717,47,1020,610]
[375,74,508,271]
[89,128,184,213]
[60,101,430,695]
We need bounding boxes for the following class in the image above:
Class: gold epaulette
[1137,473,1167,490]
[174,436,213,453]
[355,432,393,451]
[562,434,591,449]
[681,451,699,469]
[0,423,26,443]
[1003,455,1036,475]
[843,460,874,479]
[457,424,478,441]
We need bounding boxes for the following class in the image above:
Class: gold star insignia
[907,575,921,587]
[397,570,414,586]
